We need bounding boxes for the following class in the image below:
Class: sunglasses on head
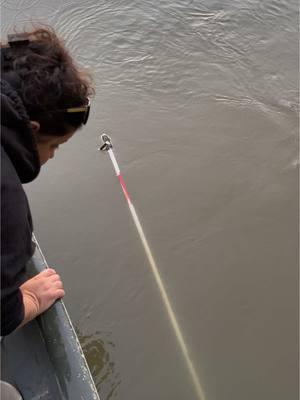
[64,97,91,125]
[36,98,91,125]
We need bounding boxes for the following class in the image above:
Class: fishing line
[99,134,205,400]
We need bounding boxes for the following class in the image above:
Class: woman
[1,28,94,336]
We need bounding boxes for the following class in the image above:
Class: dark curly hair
[1,27,94,135]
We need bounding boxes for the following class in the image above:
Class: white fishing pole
[99,134,205,400]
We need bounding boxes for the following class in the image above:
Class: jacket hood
[1,80,40,183]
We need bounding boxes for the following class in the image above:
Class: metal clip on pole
[99,134,113,151]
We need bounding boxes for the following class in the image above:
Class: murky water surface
[1,1,298,399]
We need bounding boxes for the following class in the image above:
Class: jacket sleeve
[1,214,26,335]
[1,152,32,336]
[1,284,24,336]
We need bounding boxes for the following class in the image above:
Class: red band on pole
[118,174,131,203]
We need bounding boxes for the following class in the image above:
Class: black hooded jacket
[1,80,40,335]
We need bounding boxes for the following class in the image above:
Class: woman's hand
[19,268,65,326]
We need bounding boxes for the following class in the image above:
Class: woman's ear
[30,121,40,136]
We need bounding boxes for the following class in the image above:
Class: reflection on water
[76,329,121,399]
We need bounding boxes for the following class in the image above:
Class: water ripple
[46,0,296,111]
